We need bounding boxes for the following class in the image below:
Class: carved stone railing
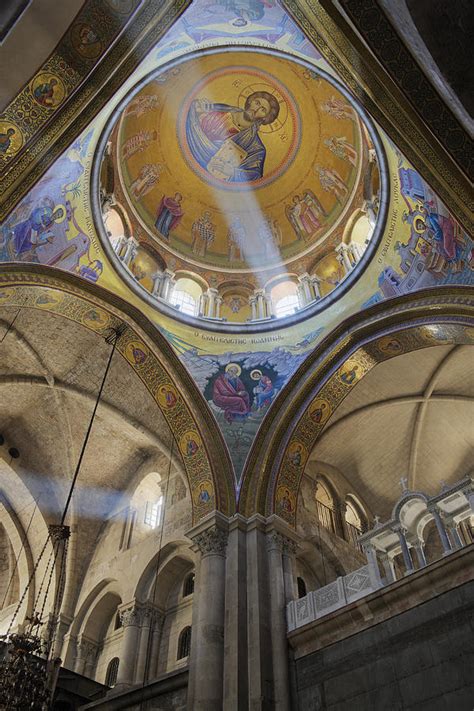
[287,565,374,632]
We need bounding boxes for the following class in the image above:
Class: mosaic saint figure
[191,211,215,257]
[257,216,281,258]
[324,136,357,166]
[320,95,354,120]
[186,91,280,182]
[155,193,184,238]
[251,369,274,409]
[212,363,250,423]
[286,191,324,239]
[124,94,159,118]
[122,130,157,160]
[227,216,246,262]
[12,201,64,255]
[315,165,348,203]
[130,163,162,199]
[0,128,15,154]
[33,78,58,107]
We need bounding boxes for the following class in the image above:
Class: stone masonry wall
[292,580,474,710]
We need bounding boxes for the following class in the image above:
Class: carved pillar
[206,288,219,319]
[115,603,141,687]
[297,274,313,305]
[122,237,139,267]
[394,525,414,573]
[148,610,165,680]
[135,604,153,683]
[113,235,127,258]
[336,243,352,273]
[255,289,266,319]
[215,294,223,319]
[379,553,396,583]
[74,636,97,677]
[428,505,452,556]
[266,530,291,711]
[249,295,257,321]
[408,536,427,568]
[310,275,322,300]
[445,517,463,549]
[199,291,209,318]
[188,523,228,711]
[363,542,383,589]
[264,292,275,318]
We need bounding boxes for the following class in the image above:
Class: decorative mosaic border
[0,265,235,522]
[282,0,473,234]
[0,0,191,220]
[334,0,472,179]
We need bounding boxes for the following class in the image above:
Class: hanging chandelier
[0,323,125,709]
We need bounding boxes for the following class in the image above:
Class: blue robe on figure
[186,101,266,183]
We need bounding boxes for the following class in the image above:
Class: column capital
[119,602,142,627]
[193,526,228,556]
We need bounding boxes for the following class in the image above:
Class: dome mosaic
[96,49,386,327]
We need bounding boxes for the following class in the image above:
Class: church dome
[94,48,387,328]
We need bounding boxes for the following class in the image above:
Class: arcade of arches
[0,1,473,710]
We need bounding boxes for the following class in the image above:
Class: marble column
[255,289,266,319]
[445,518,463,549]
[74,636,97,677]
[310,275,322,300]
[249,295,257,321]
[411,537,427,568]
[395,526,414,573]
[264,292,275,318]
[113,235,127,258]
[297,274,313,305]
[223,516,248,711]
[215,294,223,319]
[189,523,228,711]
[380,553,396,583]
[148,610,164,680]
[363,542,383,588]
[199,291,209,318]
[266,530,291,711]
[122,237,139,267]
[282,538,298,605]
[206,288,219,319]
[135,604,153,683]
[115,603,141,687]
[336,243,352,273]
[429,506,452,555]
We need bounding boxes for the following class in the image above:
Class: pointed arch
[0,264,235,522]
[238,287,474,523]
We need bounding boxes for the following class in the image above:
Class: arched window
[171,289,197,316]
[170,277,202,317]
[315,479,336,533]
[270,280,300,319]
[275,293,300,318]
[144,495,164,528]
[105,657,119,687]
[297,577,307,599]
[345,498,365,549]
[183,572,195,597]
[177,626,192,660]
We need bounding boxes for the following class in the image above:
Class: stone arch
[0,264,235,523]
[238,287,474,524]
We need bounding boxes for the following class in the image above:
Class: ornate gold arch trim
[282,0,473,233]
[0,0,191,220]
[0,264,235,522]
[238,286,474,522]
